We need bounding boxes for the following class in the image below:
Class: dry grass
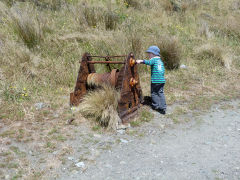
[212,15,240,40]
[162,0,181,12]
[157,36,181,70]
[10,4,44,48]
[130,34,142,57]
[124,0,141,9]
[161,0,197,13]
[82,5,101,28]
[104,9,119,30]
[195,44,232,68]
[79,86,120,130]
[0,0,239,126]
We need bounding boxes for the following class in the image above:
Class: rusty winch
[70,52,143,123]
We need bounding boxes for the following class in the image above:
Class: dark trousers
[151,83,167,110]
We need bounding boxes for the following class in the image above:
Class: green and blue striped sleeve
[144,58,155,66]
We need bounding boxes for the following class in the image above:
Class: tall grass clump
[104,9,119,30]
[194,44,232,68]
[79,86,120,130]
[157,36,181,70]
[0,1,9,16]
[10,5,44,48]
[218,16,240,40]
[124,0,141,9]
[82,4,103,28]
[162,0,197,13]
[130,34,142,57]
[162,0,181,12]
[41,0,62,11]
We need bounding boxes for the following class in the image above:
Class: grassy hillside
[0,0,240,178]
[1,0,240,122]
[0,0,240,121]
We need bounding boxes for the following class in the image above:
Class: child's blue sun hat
[146,46,160,56]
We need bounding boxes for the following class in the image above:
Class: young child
[136,46,167,114]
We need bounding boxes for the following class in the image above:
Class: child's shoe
[157,109,166,115]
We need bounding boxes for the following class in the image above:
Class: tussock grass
[157,36,181,70]
[198,21,213,39]
[124,0,141,9]
[195,44,232,69]
[130,34,142,57]
[10,4,44,48]
[162,0,181,12]
[104,9,119,30]
[82,4,102,28]
[79,86,120,130]
[222,16,240,39]
[6,0,63,10]
[74,3,120,31]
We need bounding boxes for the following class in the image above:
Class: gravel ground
[58,100,240,180]
[1,100,239,179]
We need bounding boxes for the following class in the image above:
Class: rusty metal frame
[70,52,143,123]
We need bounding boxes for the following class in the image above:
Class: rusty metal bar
[87,55,127,58]
[120,105,140,121]
[87,61,125,64]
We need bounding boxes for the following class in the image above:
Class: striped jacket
[144,56,166,84]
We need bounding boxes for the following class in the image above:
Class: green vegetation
[0,0,239,128]
[130,108,154,127]
[140,109,154,122]
[0,0,239,124]
[0,0,239,166]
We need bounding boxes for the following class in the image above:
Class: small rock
[53,113,59,118]
[71,170,78,174]
[93,134,102,138]
[5,175,10,179]
[95,150,100,157]
[34,102,46,110]
[117,124,130,130]
[105,164,112,168]
[150,139,156,144]
[75,162,85,168]
[160,124,165,129]
[68,157,74,161]
[52,151,58,155]
[180,64,187,69]
[117,129,125,135]
[120,161,126,165]
[120,139,128,144]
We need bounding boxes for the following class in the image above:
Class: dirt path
[1,100,239,179]
[58,100,240,180]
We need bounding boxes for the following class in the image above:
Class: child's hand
[136,60,144,64]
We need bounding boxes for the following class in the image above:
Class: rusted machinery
[70,52,143,123]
